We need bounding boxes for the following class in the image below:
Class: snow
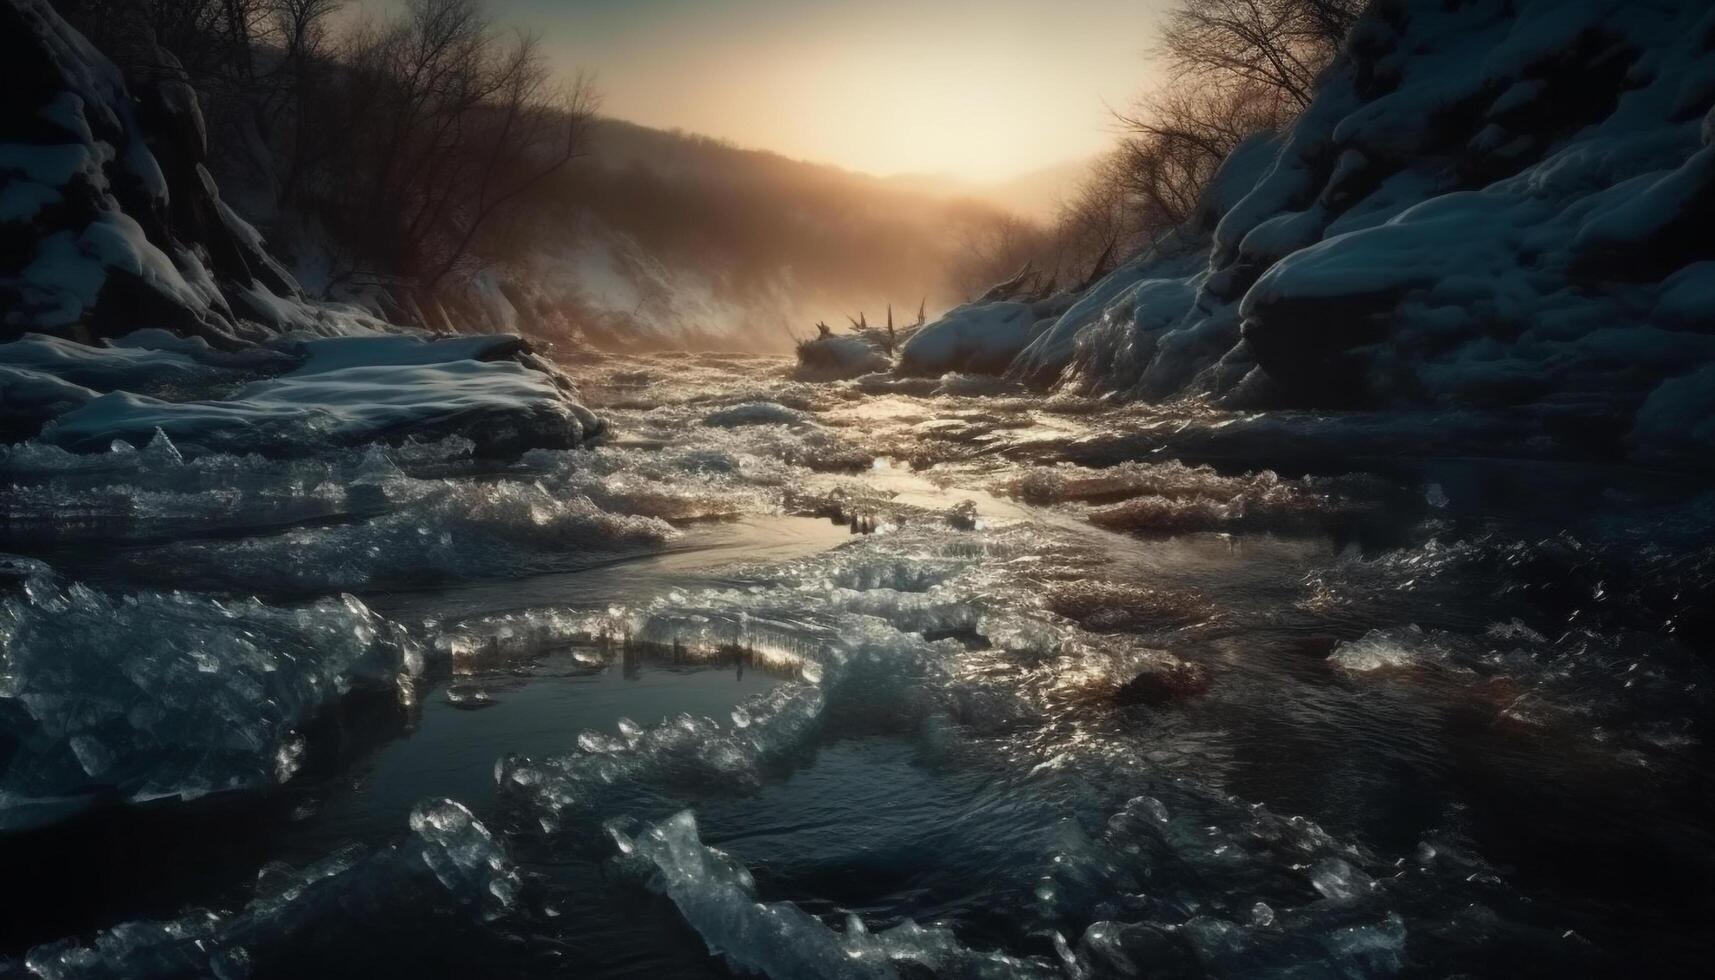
[0,140,95,223]
[0,364,97,428]
[954,0,1715,469]
[0,0,404,348]
[41,358,600,456]
[1572,143,1715,258]
[0,139,99,187]
[0,333,247,393]
[106,327,298,371]
[1631,363,1715,467]
[1656,261,1715,325]
[896,299,1050,377]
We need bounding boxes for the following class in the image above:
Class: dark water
[1,644,781,954]
[4,351,1713,978]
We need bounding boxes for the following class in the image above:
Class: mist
[472,118,1054,352]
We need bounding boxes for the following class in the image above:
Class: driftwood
[1076,236,1119,292]
[978,262,1063,305]
[978,263,1038,303]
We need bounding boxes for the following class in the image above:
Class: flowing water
[3,351,1712,978]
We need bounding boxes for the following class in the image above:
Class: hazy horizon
[353,0,1170,184]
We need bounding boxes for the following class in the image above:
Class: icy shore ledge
[29,333,605,456]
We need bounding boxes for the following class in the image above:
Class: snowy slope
[928,0,1715,468]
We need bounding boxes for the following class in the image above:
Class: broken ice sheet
[0,566,421,830]
[611,810,1056,979]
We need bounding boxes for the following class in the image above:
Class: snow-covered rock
[0,0,604,456]
[0,0,306,346]
[1003,0,1715,469]
[896,294,1072,377]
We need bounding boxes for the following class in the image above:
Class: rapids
[3,351,1711,979]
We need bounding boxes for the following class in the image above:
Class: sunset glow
[13,1,1715,975]
[474,0,1169,182]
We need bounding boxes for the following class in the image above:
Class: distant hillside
[451,118,1044,352]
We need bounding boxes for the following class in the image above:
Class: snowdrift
[932,0,1715,468]
[896,294,1074,377]
[0,0,602,455]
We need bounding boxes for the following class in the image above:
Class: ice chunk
[1328,632,1426,673]
[139,481,675,592]
[1007,460,1389,534]
[408,798,522,912]
[701,401,815,429]
[0,572,420,830]
[614,810,1053,979]
[1309,857,1377,902]
[0,432,489,547]
[499,679,828,829]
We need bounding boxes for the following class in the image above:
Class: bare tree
[420,60,599,291]
[1159,0,1363,110]
[299,0,598,302]
[948,212,1058,301]
[1111,79,1291,230]
[1048,0,1364,266]
[60,0,269,88]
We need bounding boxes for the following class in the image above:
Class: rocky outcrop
[0,0,311,346]
[0,0,603,454]
[955,0,1715,469]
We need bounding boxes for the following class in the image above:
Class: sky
[366,0,1171,183]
